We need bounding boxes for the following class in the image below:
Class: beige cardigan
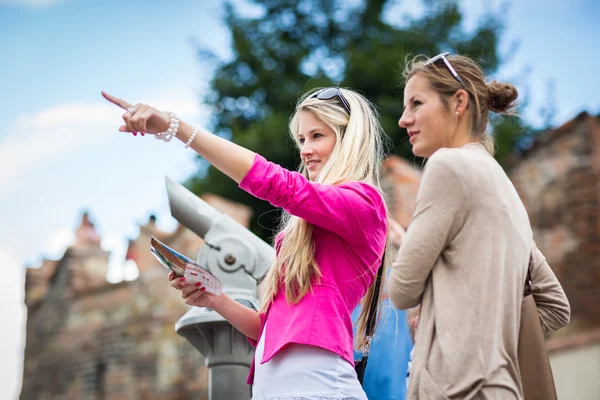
[388,143,570,400]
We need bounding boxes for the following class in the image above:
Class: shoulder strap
[365,256,384,337]
[524,253,534,297]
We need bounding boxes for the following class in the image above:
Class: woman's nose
[399,110,413,129]
[300,143,314,157]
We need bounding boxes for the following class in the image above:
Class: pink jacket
[239,155,387,384]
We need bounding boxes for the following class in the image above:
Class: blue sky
[1,0,599,399]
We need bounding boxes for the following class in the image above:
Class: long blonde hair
[258,87,390,351]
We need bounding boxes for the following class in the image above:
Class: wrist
[175,121,193,143]
[185,125,201,148]
[154,111,179,142]
[207,291,228,311]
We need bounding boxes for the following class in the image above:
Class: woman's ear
[454,89,469,117]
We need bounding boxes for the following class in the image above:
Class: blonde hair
[258,87,390,351]
[403,54,519,155]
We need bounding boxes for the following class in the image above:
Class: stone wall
[21,197,253,400]
[508,112,600,334]
[22,244,207,399]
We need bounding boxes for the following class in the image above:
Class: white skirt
[252,322,367,400]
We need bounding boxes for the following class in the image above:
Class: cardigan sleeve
[239,154,386,244]
[387,150,469,309]
[530,241,571,334]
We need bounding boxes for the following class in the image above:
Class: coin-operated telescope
[164,177,275,400]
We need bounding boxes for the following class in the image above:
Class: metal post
[165,178,275,400]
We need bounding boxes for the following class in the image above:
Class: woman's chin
[411,144,425,158]
[412,143,434,158]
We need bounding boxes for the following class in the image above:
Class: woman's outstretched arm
[102,92,256,183]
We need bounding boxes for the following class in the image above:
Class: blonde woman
[387,53,570,399]
[103,87,389,400]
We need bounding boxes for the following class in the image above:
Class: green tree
[187,0,531,240]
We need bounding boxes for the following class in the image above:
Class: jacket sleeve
[387,151,469,309]
[239,154,386,244]
[530,241,571,334]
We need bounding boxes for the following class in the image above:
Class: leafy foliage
[187,0,531,240]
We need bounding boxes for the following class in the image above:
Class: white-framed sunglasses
[425,52,466,88]
[311,87,351,115]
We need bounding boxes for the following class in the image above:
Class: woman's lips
[409,131,419,144]
[306,160,320,170]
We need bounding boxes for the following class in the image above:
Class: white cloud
[0,96,200,197]
[33,103,118,129]
[0,102,118,194]
[0,0,66,8]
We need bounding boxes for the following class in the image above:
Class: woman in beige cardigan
[387,53,571,400]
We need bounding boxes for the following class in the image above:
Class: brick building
[21,197,252,400]
[507,111,600,398]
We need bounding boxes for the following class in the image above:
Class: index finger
[101,91,132,110]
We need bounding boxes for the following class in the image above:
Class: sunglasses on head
[311,87,351,115]
[425,52,466,88]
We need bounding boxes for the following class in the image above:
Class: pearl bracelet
[185,126,201,149]
[155,111,179,143]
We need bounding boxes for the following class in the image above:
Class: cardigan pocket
[420,368,451,400]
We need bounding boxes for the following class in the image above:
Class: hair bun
[487,81,518,113]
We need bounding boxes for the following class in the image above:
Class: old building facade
[507,112,600,399]
[21,196,252,400]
